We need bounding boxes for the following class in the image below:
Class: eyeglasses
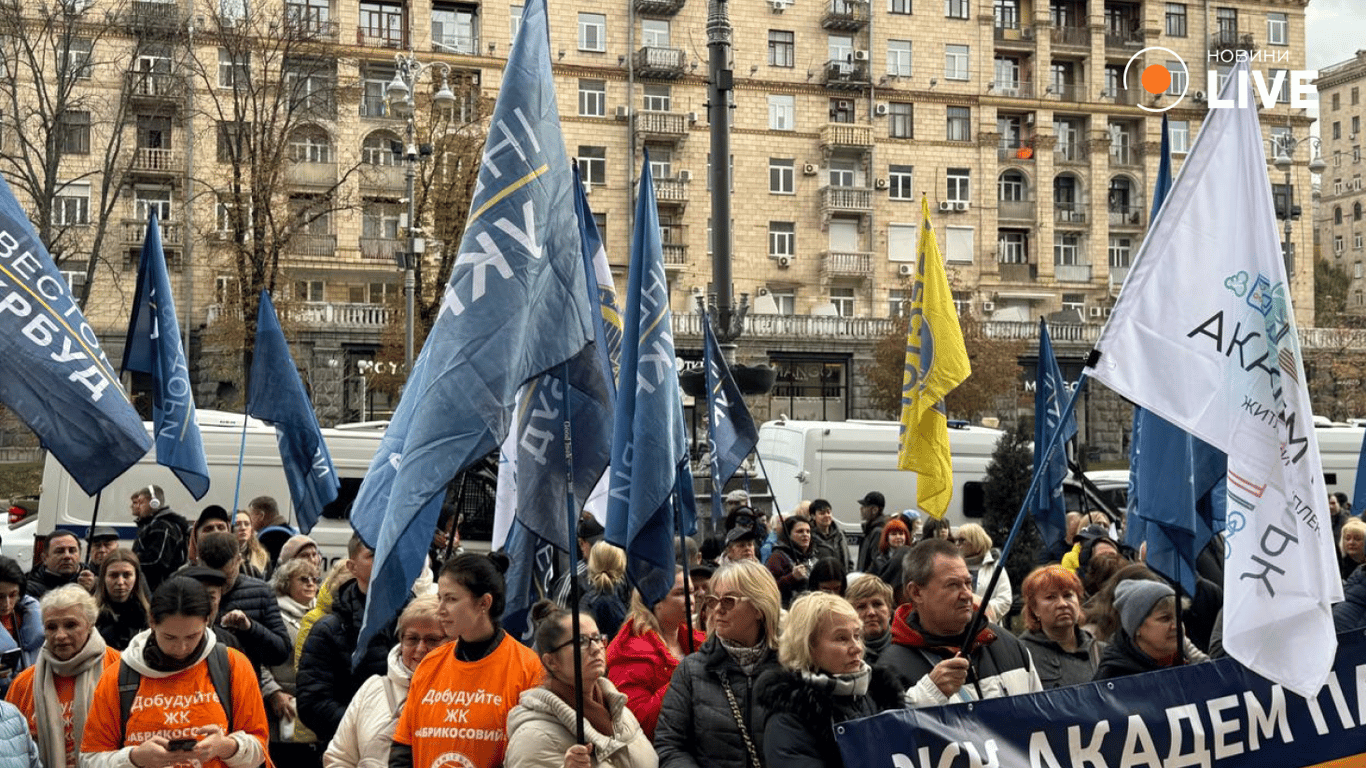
[702,594,752,613]
[401,634,448,648]
[550,633,608,653]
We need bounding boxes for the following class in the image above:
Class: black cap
[577,515,606,544]
[689,563,715,580]
[857,491,886,508]
[724,524,761,546]
[89,526,120,543]
[179,565,228,586]
[195,505,232,532]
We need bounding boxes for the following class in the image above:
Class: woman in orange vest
[79,577,272,768]
[391,554,541,768]
[5,585,121,768]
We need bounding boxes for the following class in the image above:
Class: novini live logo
[1125,48,1316,112]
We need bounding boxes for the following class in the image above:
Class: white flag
[1087,60,1341,697]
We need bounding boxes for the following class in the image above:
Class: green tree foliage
[981,421,1041,600]
[1315,258,1350,326]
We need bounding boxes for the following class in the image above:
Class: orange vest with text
[5,646,121,768]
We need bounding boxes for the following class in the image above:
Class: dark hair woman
[93,549,150,651]
[0,556,42,695]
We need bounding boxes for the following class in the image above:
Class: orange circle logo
[1141,64,1172,94]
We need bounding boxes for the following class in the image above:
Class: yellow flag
[897,197,971,518]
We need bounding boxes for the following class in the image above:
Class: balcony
[820,251,873,279]
[634,110,690,141]
[823,59,870,90]
[126,72,183,103]
[1054,142,1089,164]
[672,312,899,342]
[662,243,688,267]
[998,140,1036,162]
[1210,31,1255,56]
[994,23,1036,49]
[820,185,872,216]
[1108,206,1145,227]
[1109,144,1140,166]
[286,233,337,258]
[1109,265,1130,294]
[122,218,182,246]
[655,176,690,206]
[1054,204,1087,224]
[432,34,479,55]
[819,123,873,150]
[124,1,185,33]
[999,199,1035,221]
[208,302,393,329]
[130,147,184,176]
[1051,82,1086,102]
[360,237,402,263]
[990,80,1034,98]
[287,162,338,188]
[284,14,340,41]
[1056,264,1093,282]
[359,95,402,119]
[359,164,406,191]
[633,47,687,79]
[357,26,406,50]
[634,0,685,15]
[998,262,1038,281]
[821,0,869,31]
[1104,25,1144,50]
[1051,26,1090,49]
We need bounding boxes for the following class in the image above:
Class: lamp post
[1272,132,1327,279]
[387,53,457,377]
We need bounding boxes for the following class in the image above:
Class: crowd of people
[0,483,1363,768]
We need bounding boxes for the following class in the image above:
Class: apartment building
[1315,50,1366,316]
[2,0,1314,426]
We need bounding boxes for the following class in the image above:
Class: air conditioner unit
[1025,113,1035,125]
[770,0,791,11]
[757,287,770,296]
[803,163,819,175]
[939,201,954,212]
[898,263,914,276]
[1088,306,1104,318]
[776,255,793,267]
[874,103,889,117]
[853,50,870,62]
[1192,90,1207,103]
[874,178,888,190]
[687,111,699,123]
[679,169,693,182]
[954,201,970,211]
[982,300,995,313]
[615,105,629,119]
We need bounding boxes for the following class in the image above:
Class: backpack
[118,644,234,737]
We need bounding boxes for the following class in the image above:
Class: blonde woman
[954,523,1012,623]
[1340,518,1366,582]
[579,542,630,639]
[656,559,782,768]
[756,593,901,768]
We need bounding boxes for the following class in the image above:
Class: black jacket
[217,574,291,669]
[24,568,77,600]
[95,599,148,651]
[133,509,190,590]
[756,666,902,768]
[1092,628,1181,681]
[656,634,781,768]
[856,514,889,573]
[295,580,395,742]
[1335,563,1366,633]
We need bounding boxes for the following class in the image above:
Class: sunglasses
[550,633,608,653]
[401,633,448,648]
[702,594,752,613]
[296,576,320,585]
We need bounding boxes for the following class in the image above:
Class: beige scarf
[34,630,108,768]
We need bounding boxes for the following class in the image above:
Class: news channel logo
[1122,47,1190,113]
[1123,49,1316,112]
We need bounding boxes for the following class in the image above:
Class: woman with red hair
[868,519,911,580]
[1018,566,1102,689]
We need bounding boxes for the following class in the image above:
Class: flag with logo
[703,314,758,517]
[1030,319,1075,548]
[123,212,209,500]
[1087,61,1339,696]
[896,196,970,519]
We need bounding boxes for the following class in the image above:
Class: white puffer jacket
[321,645,412,768]
[505,678,656,768]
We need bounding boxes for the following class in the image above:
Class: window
[577,146,606,185]
[1165,3,1187,37]
[1358,204,1365,223]
[771,289,796,314]
[944,44,969,80]
[578,13,605,51]
[887,40,912,77]
[1355,116,1362,136]
[828,34,854,66]
[218,48,248,89]
[828,159,857,187]
[1357,146,1363,164]
[829,287,855,317]
[1054,233,1081,265]
[432,3,478,54]
[889,165,914,199]
[888,102,913,138]
[288,127,333,163]
[578,79,606,117]
[362,131,400,165]
[217,121,251,163]
[134,187,172,223]
[1270,69,1289,103]
[54,182,90,226]
[59,38,93,80]
[216,200,252,235]
[57,111,90,155]
[642,85,670,112]
[359,1,404,47]
[1357,234,1365,251]
[1216,7,1237,37]
[830,98,856,124]
[769,222,795,258]
[1062,293,1086,318]
[1266,12,1287,46]
[995,56,1020,91]
[509,5,523,46]
[946,167,970,202]
[945,0,968,19]
[1335,235,1344,253]
[769,158,794,194]
[641,19,670,47]
[1336,178,1344,195]
[888,289,906,317]
[294,280,325,302]
[768,94,795,131]
[1108,236,1132,268]
[1333,94,1341,111]
[890,0,911,13]
[1355,87,1361,106]
[362,199,402,239]
[287,0,331,33]
[998,230,1027,264]
[1357,262,1364,279]
[289,194,332,235]
[945,226,974,263]
[1336,207,1344,225]
[946,106,971,141]
[998,170,1024,201]
[1170,120,1189,154]
[1167,61,1187,96]
[768,30,794,67]
[1334,122,1342,141]
[995,0,1020,28]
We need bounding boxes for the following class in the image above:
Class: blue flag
[606,155,691,608]
[351,0,594,660]
[703,314,758,518]
[1125,115,1228,596]
[1031,319,1075,548]
[1354,429,1366,516]
[0,174,151,494]
[246,291,339,533]
[122,213,209,500]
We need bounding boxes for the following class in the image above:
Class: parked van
[1315,423,1364,505]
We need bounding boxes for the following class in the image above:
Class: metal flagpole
[561,360,586,745]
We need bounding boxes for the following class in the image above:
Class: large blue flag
[606,155,691,607]
[703,314,757,518]
[122,213,209,500]
[1354,429,1366,516]
[351,0,594,659]
[0,175,150,494]
[246,290,339,533]
[1030,319,1075,548]
[1123,114,1228,597]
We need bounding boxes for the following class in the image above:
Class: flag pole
[561,360,587,745]
[231,413,249,512]
[960,371,1090,659]
[85,492,103,558]
[675,488,696,654]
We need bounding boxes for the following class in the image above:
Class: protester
[845,575,893,666]
[0,557,42,693]
[721,507,764,562]
[808,499,850,569]
[263,557,319,765]
[869,518,911,579]
[26,531,95,599]
[506,604,654,768]
[954,523,1012,623]
[605,568,706,740]
[552,516,604,607]
[1334,565,1366,632]
[1062,523,1120,576]
[4,586,119,768]
[322,596,446,768]
[86,528,121,574]
[94,549,150,651]
[757,592,902,768]
[806,558,847,596]
[877,539,1042,704]
[390,554,542,768]
[197,532,291,670]
[1339,518,1366,582]
[80,577,270,768]
[280,535,323,570]
[579,542,631,639]
[0,699,39,768]
[854,492,889,573]
[655,558,782,768]
[130,485,190,591]
[1017,566,1100,689]
[249,496,298,567]
[766,514,820,606]
[1093,580,1183,680]
[190,506,234,565]
[920,517,951,542]
[233,511,270,580]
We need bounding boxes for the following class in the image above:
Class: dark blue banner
[704,313,757,518]
[836,631,1366,768]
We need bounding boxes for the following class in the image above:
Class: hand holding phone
[0,648,23,676]
[166,739,197,752]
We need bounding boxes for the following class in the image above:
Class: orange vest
[393,635,542,768]
[4,647,121,768]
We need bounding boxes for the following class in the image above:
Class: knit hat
[1114,579,1175,638]
[279,534,318,563]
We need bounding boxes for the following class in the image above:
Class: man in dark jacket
[854,491,889,573]
[197,531,291,670]
[25,531,94,598]
[877,538,1042,705]
[131,485,190,591]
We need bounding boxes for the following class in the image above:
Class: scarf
[889,603,997,653]
[35,630,108,768]
[800,662,872,697]
[718,636,768,674]
[545,675,613,737]
[144,633,208,673]
[864,629,892,659]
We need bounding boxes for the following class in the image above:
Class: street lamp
[387,52,457,377]
[1272,131,1327,279]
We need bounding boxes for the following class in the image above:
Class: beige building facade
[1315,49,1366,316]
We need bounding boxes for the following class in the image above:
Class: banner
[1030,319,1075,548]
[836,631,1366,768]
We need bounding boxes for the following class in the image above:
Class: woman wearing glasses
[506,603,654,768]
[656,559,781,768]
[323,596,446,768]
[264,557,319,765]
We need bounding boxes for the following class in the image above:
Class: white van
[1,410,497,572]
[1315,423,1364,505]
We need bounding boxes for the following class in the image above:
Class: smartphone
[0,649,22,671]
[166,739,197,752]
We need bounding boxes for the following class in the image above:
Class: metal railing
[994,23,1036,43]
[1055,264,1093,282]
[991,80,1034,98]
[287,233,336,258]
[357,26,406,49]
[821,250,873,277]
[821,0,870,28]
[1051,26,1090,47]
[360,236,402,262]
[820,185,873,213]
[1054,203,1087,223]
[1108,206,1145,226]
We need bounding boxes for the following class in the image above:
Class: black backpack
[117,644,234,736]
